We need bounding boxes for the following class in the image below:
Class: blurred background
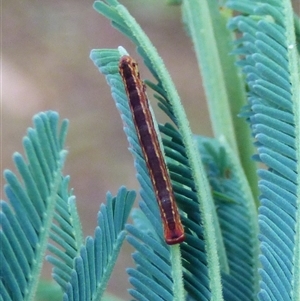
[2,0,299,299]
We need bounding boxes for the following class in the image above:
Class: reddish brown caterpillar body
[119,55,185,245]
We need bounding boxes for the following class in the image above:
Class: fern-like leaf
[0,111,68,301]
[227,0,300,299]
[146,66,259,299]
[158,123,211,301]
[159,114,259,300]
[46,176,84,290]
[195,136,259,300]
[47,186,135,301]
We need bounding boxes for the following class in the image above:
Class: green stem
[182,0,259,204]
[170,245,185,301]
[285,0,300,299]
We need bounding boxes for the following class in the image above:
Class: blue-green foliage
[90,46,260,300]
[52,187,136,301]
[0,112,68,301]
[152,73,258,300]
[146,40,259,295]
[90,1,299,300]
[228,1,298,300]
[6,1,300,300]
[196,137,257,301]
[0,110,135,301]
[159,123,210,301]
[46,177,84,290]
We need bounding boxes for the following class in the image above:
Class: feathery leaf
[196,136,259,300]
[46,177,84,291]
[0,111,68,301]
[228,0,300,299]
[48,187,135,301]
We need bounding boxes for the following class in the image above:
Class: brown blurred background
[2,0,299,299]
